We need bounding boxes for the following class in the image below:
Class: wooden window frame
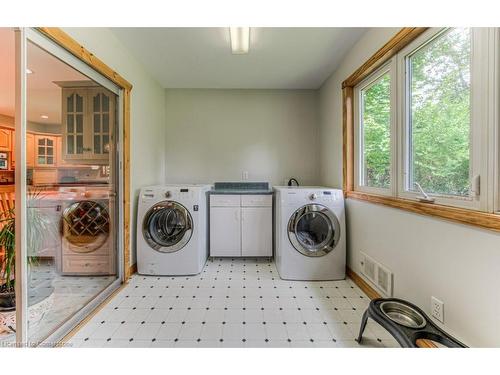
[343,27,500,232]
[36,28,135,279]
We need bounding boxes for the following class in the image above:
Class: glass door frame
[14,27,125,346]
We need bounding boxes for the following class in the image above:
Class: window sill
[345,190,500,232]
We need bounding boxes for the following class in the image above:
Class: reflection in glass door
[6,28,123,346]
[0,27,21,346]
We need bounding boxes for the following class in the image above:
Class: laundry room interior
[1,22,500,353]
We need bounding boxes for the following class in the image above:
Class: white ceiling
[0,27,367,124]
[110,27,367,89]
[0,28,89,125]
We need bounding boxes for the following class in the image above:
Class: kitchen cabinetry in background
[61,85,115,162]
[33,199,62,259]
[10,130,15,169]
[0,128,11,151]
[35,135,57,167]
[56,136,68,166]
[10,131,35,169]
[210,194,272,257]
[26,133,35,167]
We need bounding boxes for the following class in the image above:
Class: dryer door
[143,201,193,253]
[287,204,341,257]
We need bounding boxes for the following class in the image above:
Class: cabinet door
[241,207,272,257]
[210,206,241,256]
[55,136,68,166]
[88,88,114,160]
[62,89,86,159]
[10,130,15,169]
[26,133,35,167]
[34,135,57,167]
[0,128,11,151]
[35,203,62,258]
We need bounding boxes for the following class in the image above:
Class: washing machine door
[287,204,340,257]
[142,201,193,253]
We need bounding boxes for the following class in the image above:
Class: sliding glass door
[0,28,124,346]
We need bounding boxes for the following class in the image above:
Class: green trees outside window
[409,28,471,196]
[361,73,391,189]
[359,28,471,197]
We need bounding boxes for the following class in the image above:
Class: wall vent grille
[360,251,393,297]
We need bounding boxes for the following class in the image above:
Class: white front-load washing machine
[274,186,346,281]
[137,184,211,276]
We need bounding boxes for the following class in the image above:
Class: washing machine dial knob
[309,193,318,201]
[165,191,172,198]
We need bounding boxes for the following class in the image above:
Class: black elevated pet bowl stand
[357,298,467,348]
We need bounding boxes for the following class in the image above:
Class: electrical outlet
[431,296,444,323]
[242,171,249,180]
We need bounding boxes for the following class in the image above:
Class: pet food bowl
[380,300,427,329]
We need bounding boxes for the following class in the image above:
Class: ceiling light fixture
[229,27,250,54]
[26,68,33,74]
[40,115,48,119]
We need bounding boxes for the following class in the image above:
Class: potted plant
[0,208,15,311]
[0,190,57,311]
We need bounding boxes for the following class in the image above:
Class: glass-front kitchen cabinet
[34,135,57,167]
[61,85,115,162]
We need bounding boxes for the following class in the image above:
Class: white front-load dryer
[274,186,346,281]
[137,184,211,276]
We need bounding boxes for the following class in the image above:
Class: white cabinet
[210,206,241,257]
[241,207,272,257]
[61,86,115,162]
[210,194,272,257]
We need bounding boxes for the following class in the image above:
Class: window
[354,62,396,195]
[360,73,391,189]
[407,28,472,198]
[351,27,495,213]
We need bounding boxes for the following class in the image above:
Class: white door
[241,207,272,257]
[210,206,241,256]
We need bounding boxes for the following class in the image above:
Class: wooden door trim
[36,28,133,280]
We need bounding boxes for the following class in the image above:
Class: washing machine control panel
[141,187,197,202]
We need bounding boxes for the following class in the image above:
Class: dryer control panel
[312,190,342,202]
[279,188,343,206]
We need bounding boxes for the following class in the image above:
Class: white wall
[63,28,167,265]
[164,89,319,186]
[319,28,500,347]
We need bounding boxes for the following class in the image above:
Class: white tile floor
[67,258,399,348]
